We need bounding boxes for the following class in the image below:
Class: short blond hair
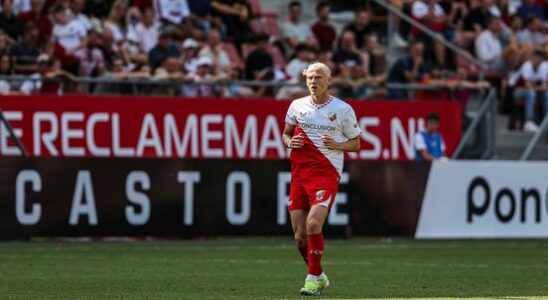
[302,62,332,77]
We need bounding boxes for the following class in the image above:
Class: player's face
[426,120,439,133]
[306,68,330,97]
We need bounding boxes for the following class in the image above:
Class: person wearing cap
[182,56,219,97]
[148,30,181,70]
[181,37,199,74]
[414,113,447,161]
[197,27,231,74]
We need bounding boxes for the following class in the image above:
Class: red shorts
[288,182,338,211]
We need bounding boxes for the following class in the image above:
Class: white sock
[317,272,326,280]
[306,274,318,283]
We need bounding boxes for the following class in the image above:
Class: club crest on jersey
[328,112,337,121]
[316,190,326,201]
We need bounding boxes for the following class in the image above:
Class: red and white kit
[285,95,361,210]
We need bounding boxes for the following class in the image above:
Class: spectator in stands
[245,34,274,97]
[181,37,199,73]
[0,51,14,93]
[516,16,545,47]
[342,8,374,50]
[210,0,254,48]
[464,0,502,33]
[11,0,31,15]
[508,49,548,132]
[11,23,40,75]
[84,0,112,20]
[134,7,159,53]
[332,30,363,76]
[362,33,386,78]
[0,0,23,43]
[70,0,91,32]
[282,1,317,54]
[183,56,224,97]
[20,54,76,94]
[414,112,447,161]
[18,0,52,48]
[104,0,138,43]
[154,0,190,26]
[411,0,453,67]
[52,3,87,75]
[475,15,522,71]
[516,0,545,21]
[154,55,184,80]
[79,30,105,77]
[148,30,181,70]
[311,1,336,52]
[387,40,432,100]
[198,27,231,74]
[286,43,314,80]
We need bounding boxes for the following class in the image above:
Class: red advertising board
[0,95,461,160]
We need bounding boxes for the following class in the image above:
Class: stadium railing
[520,114,548,160]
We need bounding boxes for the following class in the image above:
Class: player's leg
[290,210,308,265]
[288,184,310,265]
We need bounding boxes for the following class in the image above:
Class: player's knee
[306,219,322,233]
[294,233,306,247]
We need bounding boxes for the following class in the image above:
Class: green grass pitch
[1,239,548,299]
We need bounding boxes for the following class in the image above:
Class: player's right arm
[282,124,304,149]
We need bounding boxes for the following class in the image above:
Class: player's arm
[419,149,437,161]
[282,123,304,149]
[321,135,360,152]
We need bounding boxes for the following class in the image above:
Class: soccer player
[282,62,361,296]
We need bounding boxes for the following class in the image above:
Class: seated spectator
[79,30,105,77]
[11,23,40,74]
[411,0,453,67]
[475,16,522,71]
[508,49,548,132]
[516,16,545,47]
[210,0,254,47]
[342,8,374,50]
[20,54,76,94]
[464,0,502,33]
[245,34,274,97]
[282,1,317,54]
[332,30,363,76]
[0,51,14,93]
[148,30,181,70]
[387,40,432,100]
[154,56,184,80]
[181,37,199,73]
[154,0,190,26]
[18,0,52,48]
[52,3,87,75]
[104,0,138,44]
[311,1,336,52]
[183,56,224,97]
[198,27,231,74]
[285,43,314,80]
[276,71,307,100]
[70,0,91,32]
[134,7,159,53]
[0,0,23,43]
[12,0,32,15]
[362,33,386,78]
[414,112,447,161]
[516,0,545,21]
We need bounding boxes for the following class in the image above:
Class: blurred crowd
[0,0,546,130]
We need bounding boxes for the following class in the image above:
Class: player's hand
[289,133,304,149]
[321,134,338,150]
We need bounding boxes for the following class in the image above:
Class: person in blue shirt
[414,113,447,161]
[517,0,545,21]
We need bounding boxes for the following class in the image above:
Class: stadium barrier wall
[0,95,462,161]
[0,158,429,239]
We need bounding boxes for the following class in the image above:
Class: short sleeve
[521,62,535,82]
[341,107,361,139]
[285,102,297,125]
[414,133,427,151]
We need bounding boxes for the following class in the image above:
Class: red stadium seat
[261,16,282,39]
[220,42,245,70]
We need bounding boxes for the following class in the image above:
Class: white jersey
[285,95,361,180]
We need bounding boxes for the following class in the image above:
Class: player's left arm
[321,135,360,152]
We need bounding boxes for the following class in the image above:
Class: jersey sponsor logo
[316,190,326,201]
[300,123,336,131]
[328,112,337,121]
[310,250,323,255]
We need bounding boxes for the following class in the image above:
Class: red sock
[298,244,309,265]
[307,233,324,275]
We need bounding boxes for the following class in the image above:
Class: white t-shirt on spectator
[475,29,502,63]
[285,58,308,79]
[411,1,444,19]
[154,0,190,25]
[135,22,160,52]
[73,13,92,33]
[508,60,548,87]
[198,46,231,71]
[53,20,87,51]
[282,21,312,42]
